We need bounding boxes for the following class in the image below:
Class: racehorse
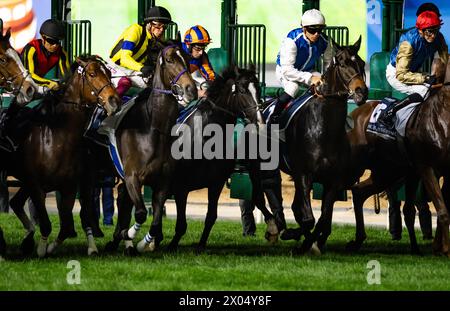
[166,64,278,251]
[109,43,197,252]
[281,37,368,254]
[3,55,121,257]
[347,57,450,257]
[0,28,36,106]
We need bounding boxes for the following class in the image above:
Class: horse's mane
[206,65,238,100]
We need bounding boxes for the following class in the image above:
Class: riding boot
[378,93,423,129]
[269,92,292,124]
[84,106,109,146]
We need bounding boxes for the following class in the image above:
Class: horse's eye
[89,72,95,77]
[0,57,6,65]
[165,58,173,63]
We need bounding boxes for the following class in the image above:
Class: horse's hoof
[104,240,120,253]
[37,243,48,258]
[88,247,99,256]
[20,235,35,257]
[167,242,178,253]
[280,228,302,241]
[264,231,279,244]
[194,245,206,255]
[92,228,104,238]
[47,241,58,254]
[124,246,138,257]
[66,230,78,239]
[136,240,156,253]
[308,242,321,256]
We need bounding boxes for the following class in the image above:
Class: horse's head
[74,56,121,115]
[323,36,368,105]
[210,64,262,125]
[0,28,36,104]
[153,42,197,105]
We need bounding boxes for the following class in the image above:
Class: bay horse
[0,28,36,106]
[347,57,450,257]
[2,55,121,257]
[110,43,197,252]
[282,37,368,254]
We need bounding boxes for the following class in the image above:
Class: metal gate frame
[63,20,92,63]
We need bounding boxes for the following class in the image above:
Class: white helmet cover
[301,9,326,27]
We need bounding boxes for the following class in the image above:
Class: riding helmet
[301,9,326,27]
[144,6,172,23]
[416,10,442,30]
[40,19,65,40]
[184,25,212,46]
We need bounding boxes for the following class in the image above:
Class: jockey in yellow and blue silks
[270,9,330,123]
[107,6,172,97]
[182,25,215,97]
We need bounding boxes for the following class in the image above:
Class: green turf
[0,213,448,291]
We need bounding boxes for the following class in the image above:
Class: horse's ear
[330,38,341,52]
[76,57,87,67]
[5,28,11,41]
[249,61,256,73]
[353,35,362,52]
[176,31,182,45]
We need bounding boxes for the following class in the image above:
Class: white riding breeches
[105,60,149,89]
[276,65,320,98]
[385,64,429,99]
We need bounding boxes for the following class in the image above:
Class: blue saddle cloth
[177,99,203,124]
[366,96,398,140]
[262,91,314,173]
[262,91,314,130]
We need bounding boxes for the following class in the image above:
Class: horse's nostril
[26,85,34,97]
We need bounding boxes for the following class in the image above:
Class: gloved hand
[140,66,154,78]
[310,75,322,86]
[424,74,437,86]
[48,80,60,91]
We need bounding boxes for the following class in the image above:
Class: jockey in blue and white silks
[270,9,331,123]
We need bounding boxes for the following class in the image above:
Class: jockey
[21,19,69,96]
[182,25,216,98]
[270,9,329,123]
[379,9,448,128]
[107,5,172,97]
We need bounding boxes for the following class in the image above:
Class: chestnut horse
[347,57,450,257]
[2,55,121,257]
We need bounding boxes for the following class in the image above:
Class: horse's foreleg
[264,174,287,232]
[28,187,50,258]
[403,176,420,254]
[123,175,146,241]
[314,184,340,251]
[347,176,384,251]
[420,167,449,256]
[9,187,35,255]
[105,183,134,253]
[137,184,168,253]
[168,191,188,251]
[197,184,223,252]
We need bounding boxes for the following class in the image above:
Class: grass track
[0,213,449,291]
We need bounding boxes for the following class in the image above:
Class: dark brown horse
[0,28,36,105]
[347,57,450,257]
[2,55,121,257]
[282,37,368,254]
[112,44,197,252]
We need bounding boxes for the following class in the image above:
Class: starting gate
[63,20,92,63]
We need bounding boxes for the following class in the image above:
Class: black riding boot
[269,92,293,124]
[378,93,423,129]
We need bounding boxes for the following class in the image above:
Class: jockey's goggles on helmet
[423,27,440,36]
[192,44,207,52]
[305,26,324,35]
[150,21,167,30]
[43,36,61,45]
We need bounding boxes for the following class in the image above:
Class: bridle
[0,49,29,96]
[312,50,365,99]
[152,45,188,101]
[78,60,115,107]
